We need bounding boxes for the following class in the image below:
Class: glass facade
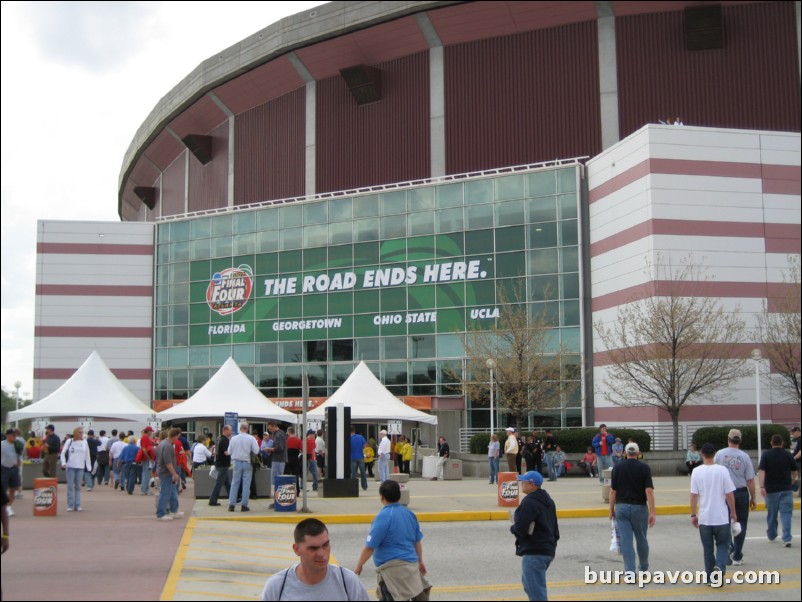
[154,166,584,427]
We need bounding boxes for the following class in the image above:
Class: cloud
[24,1,158,73]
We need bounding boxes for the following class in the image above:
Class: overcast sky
[0,1,327,397]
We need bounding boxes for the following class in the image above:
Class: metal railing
[459,424,708,453]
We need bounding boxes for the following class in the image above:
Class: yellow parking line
[161,517,197,601]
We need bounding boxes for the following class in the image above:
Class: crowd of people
[491,424,634,483]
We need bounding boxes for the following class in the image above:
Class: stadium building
[34,1,801,446]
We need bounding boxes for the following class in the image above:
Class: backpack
[97,449,110,466]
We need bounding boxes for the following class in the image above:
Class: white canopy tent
[309,361,438,425]
[158,357,297,423]
[8,351,154,422]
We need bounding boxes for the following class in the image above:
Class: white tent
[8,351,154,422]
[158,357,297,423]
[309,361,438,425]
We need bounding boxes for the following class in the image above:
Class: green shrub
[469,427,651,454]
[692,424,790,451]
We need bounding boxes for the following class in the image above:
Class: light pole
[751,349,762,460]
[486,359,496,436]
[13,380,21,429]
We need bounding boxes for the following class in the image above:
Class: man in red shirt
[139,426,156,495]
[305,429,318,492]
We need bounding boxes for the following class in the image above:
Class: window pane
[381,214,406,239]
[464,178,493,204]
[436,207,463,233]
[437,183,463,208]
[355,218,379,242]
[529,222,558,249]
[383,336,407,359]
[380,191,406,215]
[559,194,577,219]
[408,211,434,236]
[353,194,378,217]
[280,204,302,227]
[559,220,578,246]
[528,197,557,223]
[408,187,434,211]
[466,204,494,230]
[329,198,352,222]
[497,199,525,227]
[528,170,556,196]
[304,201,328,225]
[496,175,525,201]
[529,248,559,275]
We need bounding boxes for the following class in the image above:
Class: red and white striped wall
[587,124,800,427]
[34,221,154,403]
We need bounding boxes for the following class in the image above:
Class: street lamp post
[13,380,21,429]
[751,349,762,460]
[486,359,496,436]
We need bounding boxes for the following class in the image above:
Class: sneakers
[157,515,173,521]
[67,507,73,512]
[76,507,83,512]
[228,505,235,512]
[732,559,744,566]
[6,507,14,517]
[784,542,791,548]
[171,511,185,518]
[241,506,250,512]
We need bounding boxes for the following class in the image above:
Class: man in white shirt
[504,427,519,473]
[377,431,391,482]
[690,442,737,581]
[227,422,260,512]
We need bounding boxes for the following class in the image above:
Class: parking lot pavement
[2,476,799,601]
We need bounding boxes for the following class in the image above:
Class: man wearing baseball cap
[609,441,655,576]
[714,429,755,565]
[41,425,60,479]
[690,442,737,579]
[504,427,518,473]
[510,470,559,601]
[139,426,157,495]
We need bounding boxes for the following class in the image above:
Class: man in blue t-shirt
[350,428,368,491]
[354,480,430,601]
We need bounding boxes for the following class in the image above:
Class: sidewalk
[1,475,799,601]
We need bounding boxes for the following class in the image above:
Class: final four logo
[206,265,253,316]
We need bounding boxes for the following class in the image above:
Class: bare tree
[757,256,801,405]
[595,257,748,450]
[459,283,577,429]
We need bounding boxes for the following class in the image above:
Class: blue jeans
[113,459,125,489]
[731,488,750,561]
[545,452,557,480]
[83,469,94,489]
[271,461,286,497]
[598,454,613,482]
[209,466,231,504]
[699,523,731,577]
[141,461,152,494]
[351,459,368,490]
[307,458,319,491]
[229,460,253,507]
[66,467,83,509]
[521,554,552,601]
[124,463,140,494]
[378,454,390,482]
[616,503,650,572]
[765,490,793,543]
[489,457,499,483]
[156,476,179,518]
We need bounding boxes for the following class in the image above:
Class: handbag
[610,519,621,554]
[209,466,219,479]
